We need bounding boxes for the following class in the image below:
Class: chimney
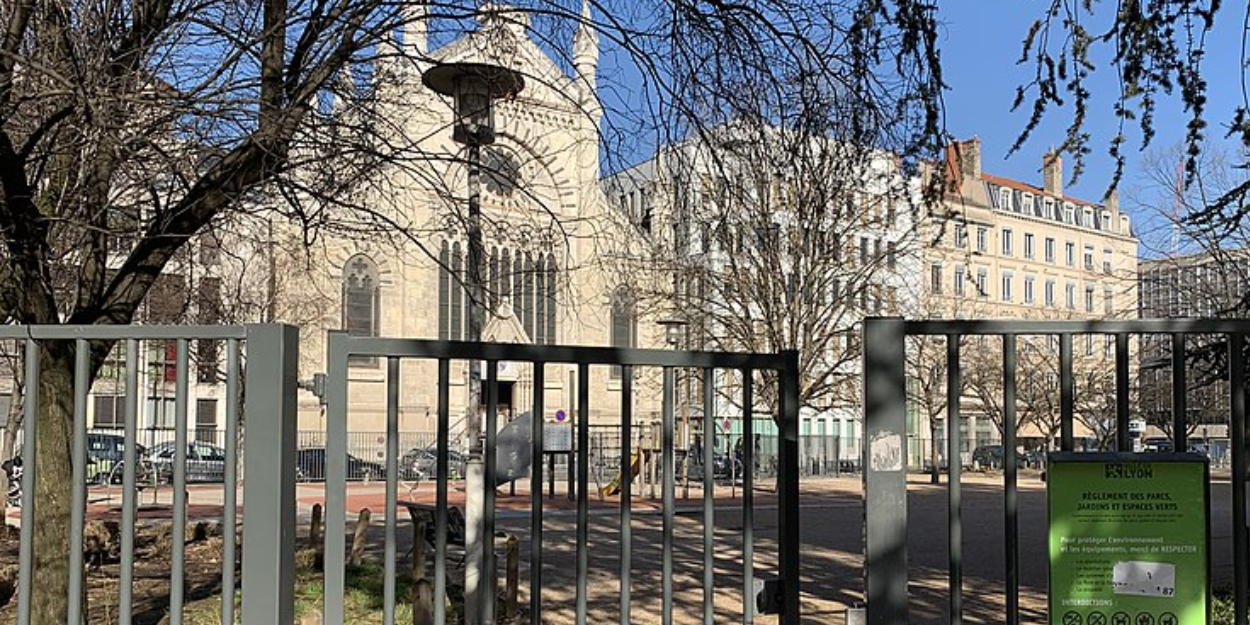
[1105,188,1120,216]
[958,137,981,180]
[1043,149,1063,197]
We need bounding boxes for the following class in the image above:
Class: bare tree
[1,0,947,619]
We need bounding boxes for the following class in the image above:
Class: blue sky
[938,3,1246,214]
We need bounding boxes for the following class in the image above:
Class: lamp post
[657,315,689,497]
[422,61,523,625]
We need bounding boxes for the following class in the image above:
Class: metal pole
[464,140,486,625]
[241,325,299,625]
[863,318,908,625]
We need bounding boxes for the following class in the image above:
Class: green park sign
[1048,452,1209,625]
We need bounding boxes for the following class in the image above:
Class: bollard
[349,508,371,566]
[412,520,432,625]
[846,602,866,625]
[309,503,322,548]
[505,534,519,622]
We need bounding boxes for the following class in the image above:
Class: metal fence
[322,333,802,625]
[862,317,1250,625]
[2,324,296,625]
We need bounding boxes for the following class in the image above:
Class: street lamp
[656,315,689,497]
[422,60,523,625]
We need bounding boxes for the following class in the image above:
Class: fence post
[863,317,908,625]
[241,324,299,625]
[779,350,802,625]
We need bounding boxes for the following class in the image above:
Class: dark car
[146,441,228,483]
[295,448,385,482]
[971,445,1004,469]
[13,433,153,485]
[399,447,467,480]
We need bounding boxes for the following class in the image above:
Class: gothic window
[449,243,463,340]
[535,253,548,344]
[545,257,557,344]
[610,288,636,379]
[343,254,380,366]
[439,242,450,340]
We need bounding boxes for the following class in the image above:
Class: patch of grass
[1214,590,1234,625]
[180,554,464,623]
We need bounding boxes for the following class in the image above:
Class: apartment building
[603,125,921,461]
[918,138,1140,460]
[1137,250,1250,450]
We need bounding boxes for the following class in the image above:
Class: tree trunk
[31,342,76,625]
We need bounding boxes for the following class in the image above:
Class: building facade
[603,125,922,466]
[1137,250,1250,450]
[268,3,662,441]
[917,138,1140,463]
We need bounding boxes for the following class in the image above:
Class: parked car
[399,447,467,480]
[11,432,154,486]
[971,445,1004,469]
[295,448,385,482]
[85,433,154,485]
[146,441,228,483]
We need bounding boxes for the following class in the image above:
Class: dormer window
[1101,211,1111,231]
[1082,207,1093,228]
[1023,193,1035,215]
[999,188,1012,211]
[1044,198,1055,219]
[1064,204,1075,224]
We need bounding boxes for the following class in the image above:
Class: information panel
[1048,453,1209,625]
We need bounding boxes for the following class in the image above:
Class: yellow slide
[599,451,643,497]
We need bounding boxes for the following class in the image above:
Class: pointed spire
[572,0,600,121]
[573,0,598,73]
[401,0,429,70]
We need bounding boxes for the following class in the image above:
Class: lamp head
[422,62,525,146]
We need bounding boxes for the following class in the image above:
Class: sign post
[1048,452,1209,625]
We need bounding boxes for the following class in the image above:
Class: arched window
[343,254,379,366]
[544,255,557,344]
[449,243,463,340]
[610,288,636,379]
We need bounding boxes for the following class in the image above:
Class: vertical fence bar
[1002,335,1018,625]
[68,340,89,625]
[742,371,755,625]
[1060,334,1074,451]
[384,357,400,625]
[863,318,908,625]
[620,365,633,625]
[1115,333,1131,452]
[1172,333,1188,452]
[662,366,676,625]
[946,334,962,625]
[241,325,299,625]
[120,338,139,624]
[530,362,545,625]
[222,338,240,625]
[1230,334,1247,625]
[435,359,451,625]
[702,367,715,625]
[322,330,349,625]
[15,338,39,625]
[484,360,499,625]
[171,339,190,624]
[779,351,801,625]
[576,364,591,625]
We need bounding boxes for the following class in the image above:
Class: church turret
[572,0,601,122]
[401,0,429,74]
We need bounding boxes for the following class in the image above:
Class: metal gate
[5,324,298,625]
[321,333,802,625]
[862,317,1250,625]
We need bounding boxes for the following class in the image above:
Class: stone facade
[274,4,651,436]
